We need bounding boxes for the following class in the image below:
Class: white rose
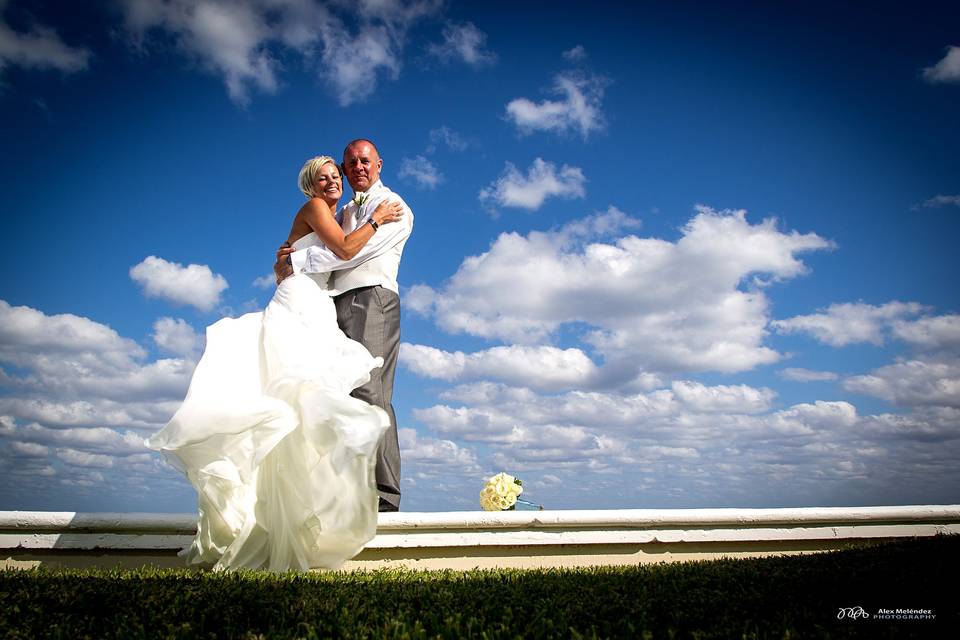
[480,472,526,510]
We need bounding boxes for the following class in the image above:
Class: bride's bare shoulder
[286,203,320,245]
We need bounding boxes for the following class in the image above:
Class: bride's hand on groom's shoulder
[274,242,294,285]
[372,200,404,226]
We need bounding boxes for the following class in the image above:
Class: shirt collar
[351,179,384,206]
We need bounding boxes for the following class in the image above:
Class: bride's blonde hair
[298,155,339,198]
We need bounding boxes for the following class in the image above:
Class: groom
[275,139,413,512]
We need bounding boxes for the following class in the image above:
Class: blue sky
[1,0,958,513]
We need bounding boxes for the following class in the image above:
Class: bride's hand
[372,200,404,226]
[274,242,294,285]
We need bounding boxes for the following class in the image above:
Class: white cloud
[186,1,277,101]
[320,23,399,107]
[252,273,275,289]
[401,343,599,392]
[398,427,478,467]
[0,299,145,368]
[406,372,960,508]
[891,314,960,350]
[844,356,960,408]
[10,296,954,512]
[398,155,443,189]
[922,45,960,84]
[562,45,586,61]
[152,317,203,359]
[505,71,607,138]
[411,374,769,421]
[59,472,106,487]
[428,21,496,67]
[768,401,859,432]
[913,194,960,210]
[774,307,960,357]
[0,9,90,74]
[288,0,442,107]
[118,0,441,106]
[773,301,926,346]
[0,398,179,430]
[0,299,192,504]
[56,448,115,468]
[438,382,539,405]
[10,441,49,457]
[130,255,228,312]
[120,0,277,105]
[414,381,788,444]
[479,157,586,210]
[779,368,839,382]
[503,425,627,464]
[427,126,468,153]
[537,474,562,487]
[0,301,191,402]
[9,291,958,511]
[395,427,482,507]
[410,206,831,375]
[558,204,643,239]
[671,380,775,414]
[856,406,960,441]
[3,359,193,404]
[413,404,516,441]
[17,422,147,455]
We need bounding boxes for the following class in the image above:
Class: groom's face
[343,142,382,193]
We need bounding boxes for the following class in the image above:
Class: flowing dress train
[147,233,389,571]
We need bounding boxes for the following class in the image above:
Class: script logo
[837,606,870,620]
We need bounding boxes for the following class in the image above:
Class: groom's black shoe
[378,498,399,512]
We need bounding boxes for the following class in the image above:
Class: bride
[147,155,403,572]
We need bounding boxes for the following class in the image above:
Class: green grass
[1,536,956,639]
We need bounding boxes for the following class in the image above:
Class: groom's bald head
[344,138,380,159]
[342,139,383,192]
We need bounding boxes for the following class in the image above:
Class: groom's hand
[274,242,294,285]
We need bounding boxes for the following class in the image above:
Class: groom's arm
[289,197,413,275]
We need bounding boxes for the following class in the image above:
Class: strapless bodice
[290,232,331,289]
[292,232,320,250]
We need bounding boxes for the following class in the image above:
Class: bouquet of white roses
[479,472,543,511]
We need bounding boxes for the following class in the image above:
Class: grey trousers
[334,286,401,510]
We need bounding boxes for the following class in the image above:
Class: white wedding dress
[147,232,389,572]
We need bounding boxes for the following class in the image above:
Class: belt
[333,284,381,300]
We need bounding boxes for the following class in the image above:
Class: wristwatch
[369,219,379,231]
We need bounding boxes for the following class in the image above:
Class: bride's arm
[284,195,413,277]
[301,198,403,261]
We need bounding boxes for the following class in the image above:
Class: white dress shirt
[289,180,413,295]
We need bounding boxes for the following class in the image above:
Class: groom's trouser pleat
[334,285,402,510]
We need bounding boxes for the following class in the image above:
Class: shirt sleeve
[290,193,414,274]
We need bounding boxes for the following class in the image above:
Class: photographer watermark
[874,608,936,620]
[838,606,936,621]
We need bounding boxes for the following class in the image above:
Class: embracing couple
[148,139,413,572]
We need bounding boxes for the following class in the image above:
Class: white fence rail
[3,505,959,570]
